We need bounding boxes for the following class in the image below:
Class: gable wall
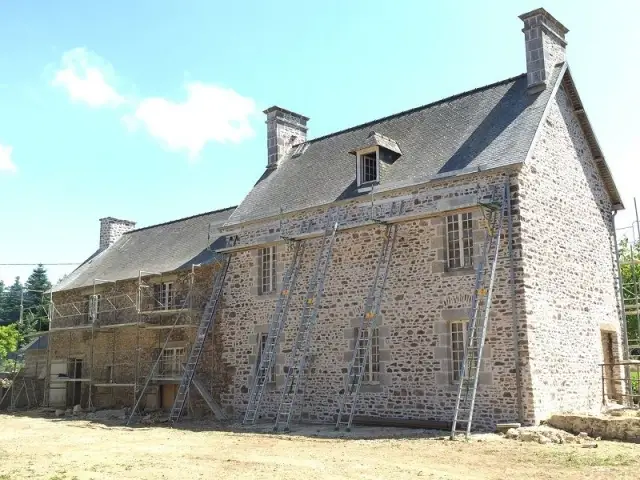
[517,82,622,422]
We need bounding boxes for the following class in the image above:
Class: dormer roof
[348,131,402,156]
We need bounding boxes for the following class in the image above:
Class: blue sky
[1,0,639,285]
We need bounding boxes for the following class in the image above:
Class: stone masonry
[99,217,136,251]
[265,106,309,168]
[38,8,624,431]
[47,262,232,413]
[216,170,524,429]
[517,81,622,423]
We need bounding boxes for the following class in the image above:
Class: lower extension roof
[52,206,236,292]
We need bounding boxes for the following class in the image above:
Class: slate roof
[226,64,569,226]
[53,207,236,292]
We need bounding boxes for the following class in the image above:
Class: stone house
[40,8,625,429]
[44,209,234,413]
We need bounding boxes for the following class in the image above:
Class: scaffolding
[615,198,640,360]
[39,263,222,417]
[0,296,51,412]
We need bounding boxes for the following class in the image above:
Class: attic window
[357,147,379,187]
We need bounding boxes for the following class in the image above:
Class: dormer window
[360,149,379,184]
[350,131,402,191]
[356,147,379,189]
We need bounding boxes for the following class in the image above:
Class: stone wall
[218,171,525,429]
[517,83,622,423]
[47,263,232,413]
[99,217,136,250]
[43,84,621,429]
[548,413,640,443]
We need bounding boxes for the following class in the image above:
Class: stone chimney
[264,106,309,168]
[519,8,569,93]
[99,217,136,250]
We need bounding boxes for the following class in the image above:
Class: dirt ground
[1,414,639,480]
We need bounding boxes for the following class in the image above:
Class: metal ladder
[335,201,404,431]
[169,252,233,424]
[243,237,308,425]
[273,208,341,432]
[126,289,194,425]
[450,181,509,439]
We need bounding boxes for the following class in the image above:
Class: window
[358,150,379,185]
[256,333,276,382]
[258,246,277,295]
[94,294,101,321]
[153,282,175,310]
[451,321,471,382]
[446,212,473,269]
[159,347,186,377]
[88,294,101,323]
[354,327,380,383]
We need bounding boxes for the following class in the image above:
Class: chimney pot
[263,106,309,168]
[99,217,136,250]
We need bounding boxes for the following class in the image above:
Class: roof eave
[220,163,521,233]
[562,65,624,210]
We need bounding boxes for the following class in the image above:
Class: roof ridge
[126,205,237,234]
[305,72,527,145]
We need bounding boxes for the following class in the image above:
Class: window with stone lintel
[446,212,473,269]
[354,327,380,383]
[258,246,277,295]
[451,320,468,382]
[256,333,276,383]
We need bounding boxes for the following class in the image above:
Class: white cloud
[0,144,16,173]
[52,47,124,108]
[124,82,256,158]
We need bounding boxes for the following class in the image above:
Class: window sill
[257,291,279,298]
[443,266,475,277]
[359,382,383,393]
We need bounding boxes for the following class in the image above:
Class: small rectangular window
[360,152,378,184]
[257,333,275,382]
[354,327,380,383]
[153,282,174,310]
[451,321,469,382]
[160,347,185,377]
[446,212,473,269]
[258,246,277,295]
[88,294,101,323]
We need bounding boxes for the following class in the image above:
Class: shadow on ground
[0,409,473,442]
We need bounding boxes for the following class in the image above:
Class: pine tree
[0,280,6,324]
[24,264,51,308]
[23,265,52,333]
[3,277,22,324]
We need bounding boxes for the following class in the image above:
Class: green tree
[0,324,20,360]
[0,279,6,323]
[24,265,51,305]
[619,237,640,344]
[2,277,22,324]
[23,264,52,332]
